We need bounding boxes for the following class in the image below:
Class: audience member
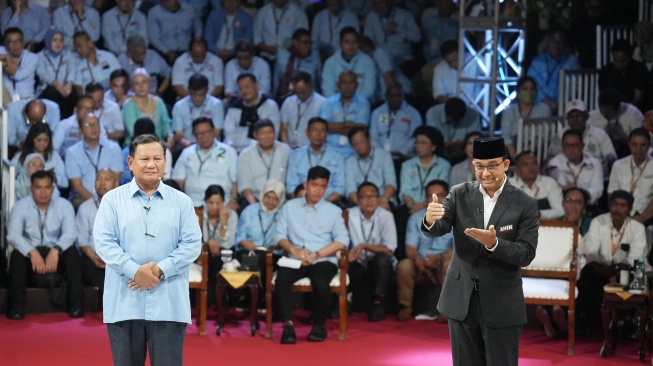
[599,39,649,110]
[363,0,421,67]
[147,0,203,65]
[0,27,38,100]
[72,31,121,93]
[311,0,359,59]
[7,98,60,151]
[172,38,225,98]
[512,151,564,219]
[421,0,459,62]
[431,40,478,104]
[7,170,82,320]
[121,68,171,146]
[105,69,134,108]
[237,120,291,205]
[224,39,272,97]
[0,0,51,48]
[634,21,653,71]
[117,35,171,96]
[279,72,326,148]
[120,117,173,185]
[358,35,413,101]
[53,95,108,156]
[449,131,483,187]
[253,0,308,61]
[274,28,320,100]
[11,123,67,191]
[347,181,396,322]
[101,0,148,55]
[426,97,481,164]
[557,187,593,236]
[36,26,77,118]
[204,0,254,63]
[53,0,100,50]
[274,165,349,344]
[14,154,58,200]
[85,82,125,142]
[589,88,644,157]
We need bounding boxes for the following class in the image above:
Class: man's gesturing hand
[425,193,445,226]
[464,225,498,249]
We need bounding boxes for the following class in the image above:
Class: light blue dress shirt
[399,155,451,205]
[203,207,238,249]
[321,50,377,100]
[0,3,51,43]
[171,95,225,142]
[204,8,253,53]
[406,208,454,257]
[369,101,422,157]
[311,8,359,56]
[279,91,326,148]
[147,3,202,53]
[171,141,238,206]
[345,147,396,198]
[73,49,121,89]
[285,144,346,198]
[421,7,459,62]
[53,5,101,49]
[94,180,202,324]
[95,99,124,136]
[117,50,170,94]
[75,196,99,249]
[64,139,124,196]
[275,196,350,266]
[0,48,38,99]
[235,203,279,251]
[6,98,61,147]
[319,93,370,158]
[52,114,109,156]
[501,102,551,145]
[425,104,482,143]
[171,52,224,92]
[223,97,280,152]
[347,206,397,264]
[237,141,291,198]
[7,195,77,256]
[273,48,321,94]
[224,56,271,96]
[253,2,308,60]
[36,49,76,91]
[101,7,148,55]
[526,53,581,102]
[371,47,413,99]
[363,7,421,65]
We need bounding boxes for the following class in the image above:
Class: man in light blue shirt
[147,0,202,65]
[224,40,272,97]
[172,74,224,149]
[274,165,349,343]
[0,28,38,99]
[86,82,125,142]
[72,31,121,93]
[286,117,346,202]
[321,27,377,100]
[172,117,239,209]
[426,97,482,162]
[117,35,171,95]
[172,39,225,98]
[204,0,254,62]
[253,0,308,61]
[0,0,50,46]
[280,72,326,148]
[53,96,109,157]
[346,126,396,209]
[273,28,321,99]
[7,170,83,319]
[363,0,421,66]
[52,0,100,50]
[7,98,60,149]
[94,134,201,365]
[369,84,421,159]
[421,0,459,62]
[101,0,148,55]
[320,70,370,158]
[311,0,359,59]
[65,113,123,203]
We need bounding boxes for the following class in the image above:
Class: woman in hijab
[15,153,60,200]
[36,26,77,118]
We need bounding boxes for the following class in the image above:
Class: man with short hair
[172,74,224,149]
[275,165,349,343]
[237,119,291,205]
[172,38,225,98]
[363,0,421,66]
[7,170,83,319]
[0,0,51,48]
[7,98,60,150]
[117,35,171,96]
[369,84,422,158]
[53,96,109,156]
[224,40,272,98]
[431,40,478,104]
[279,72,326,148]
[588,88,644,156]
[101,0,148,55]
[147,0,203,65]
[311,0,359,59]
[85,82,124,142]
[274,28,320,99]
[52,0,100,49]
[0,27,38,100]
[253,0,308,61]
[426,97,482,163]
[512,151,564,219]
[72,31,121,94]
[204,0,253,62]
[599,39,649,110]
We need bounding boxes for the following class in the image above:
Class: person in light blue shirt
[0,0,50,46]
[172,74,225,149]
[321,27,377,100]
[7,98,60,149]
[224,39,272,97]
[279,72,326,148]
[319,70,370,158]
[311,0,359,59]
[421,0,459,62]
[172,39,225,98]
[72,32,122,92]
[7,170,83,320]
[253,0,308,61]
[273,28,321,99]
[172,117,239,208]
[286,117,346,202]
[204,0,253,61]
[274,165,349,344]
[425,97,482,163]
[94,134,201,365]
[369,84,421,159]
[147,0,202,65]
[36,27,77,118]
[52,96,109,157]
[52,0,100,50]
[65,113,123,204]
[117,35,171,96]
[101,0,148,55]
[363,0,421,66]
[359,37,413,101]
[0,28,38,99]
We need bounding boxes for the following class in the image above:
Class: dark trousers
[207,254,223,307]
[349,253,393,298]
[107,320,186,366]
[276,261,338,324]
[576,262,614,325]
[9,246,83,312]
[80,255,105,292]
[448,291,522,366]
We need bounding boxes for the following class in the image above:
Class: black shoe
[69,308,84,318]
[307,323,327,342]
[7,310,24,320]
[280,323,296,344]
[369,301,386,322]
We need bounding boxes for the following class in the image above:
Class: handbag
[240,251,260,272]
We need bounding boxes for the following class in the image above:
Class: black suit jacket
[422,179,539,328]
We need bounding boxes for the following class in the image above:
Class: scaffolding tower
[457,0,527,136]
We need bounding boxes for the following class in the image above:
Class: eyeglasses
[358,195,379,200]
[563,198,584,205]
[473,162,503,173]
[83,122,100,128]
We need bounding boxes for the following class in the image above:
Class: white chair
[189,207,209,336]
[596,24,634,69]
[522,220,579,356]
[516,116,565,165]
[557,69,600,117]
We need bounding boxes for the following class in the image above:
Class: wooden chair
[522,220,579,356]
[265,210,350,341]
[557,69,600,117]
[189,207,209,336]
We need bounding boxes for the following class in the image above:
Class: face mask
[518,90,536,105]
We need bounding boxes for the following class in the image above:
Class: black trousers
[207,253,223,307]
[349,252,393,298]
[576,262,614,325]
[9,246,83,312]
[80,255,105,292]
[276,261,338,324]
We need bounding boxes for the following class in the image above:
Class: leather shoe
[435,314,448,323]
[307,324,327,342]
[7,310,25,320]
[396,307,412,321]
[369,301,385,322]
[69,308,84,318]
[280,323,296,344]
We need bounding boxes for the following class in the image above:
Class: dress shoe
[435,314,448,323]
[396,307,412,321]
[534,305,556,338]
[69,308,84,318]
[307,324,327,342]
[280,323,296,344]
[369,301,386,322]
[7,310,25,320]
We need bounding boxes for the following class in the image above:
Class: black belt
[472,277,480,291]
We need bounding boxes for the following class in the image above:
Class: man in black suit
[422,137,539,366]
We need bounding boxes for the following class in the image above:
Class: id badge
[289,130,298,147]
[12,92,20,102]
[339,135,348,146]
[384,138,392,152]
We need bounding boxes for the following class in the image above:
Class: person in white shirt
[85,82,124,142]
[511,151,563,219]
[253,0,308,61]
[279,72,326,148]
[588,88,644,157]
[171,38,225,98]
[224,39,271,98]
[431,40,478,103]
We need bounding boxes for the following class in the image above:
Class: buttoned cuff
[486,238,499,252]
[422,216,435,231]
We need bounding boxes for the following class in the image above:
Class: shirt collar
[128,178,165,199]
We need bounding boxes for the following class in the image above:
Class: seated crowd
[3,0,653,345]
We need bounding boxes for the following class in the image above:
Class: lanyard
[328,12,342,45]
[359,213,375,244]
[37,206,48,245]
[44,53,64,81]
[189,59,207,75]
[629,158,649,193]
[258,209,278,243]
[545,55,564,87]
[195,144,213,176]
[356,152,374,181]
[256,145,276,180]
[116,11,133,43]
[610,224,627,258]
[10,55,23,91]
[386,111,396,139]
[295,96,313,131]
[417,157,437,191]
[85,59,96,83]
[70,10,86,33]
[566,161,586,186]
[205,216,219,241]
[341,101,350,122]
[308,146,326,167]
[84,145,103,173]
[272,6,288,37]
[189,100,207,119]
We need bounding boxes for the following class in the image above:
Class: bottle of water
[629,258,646,293]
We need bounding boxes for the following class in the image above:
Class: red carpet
[0,311,644,365]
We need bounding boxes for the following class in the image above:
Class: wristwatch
[53,245,63,254]
[159,268,165,280]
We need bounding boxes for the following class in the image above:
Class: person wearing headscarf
[36,26,77,118]
[15,153,60,200]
